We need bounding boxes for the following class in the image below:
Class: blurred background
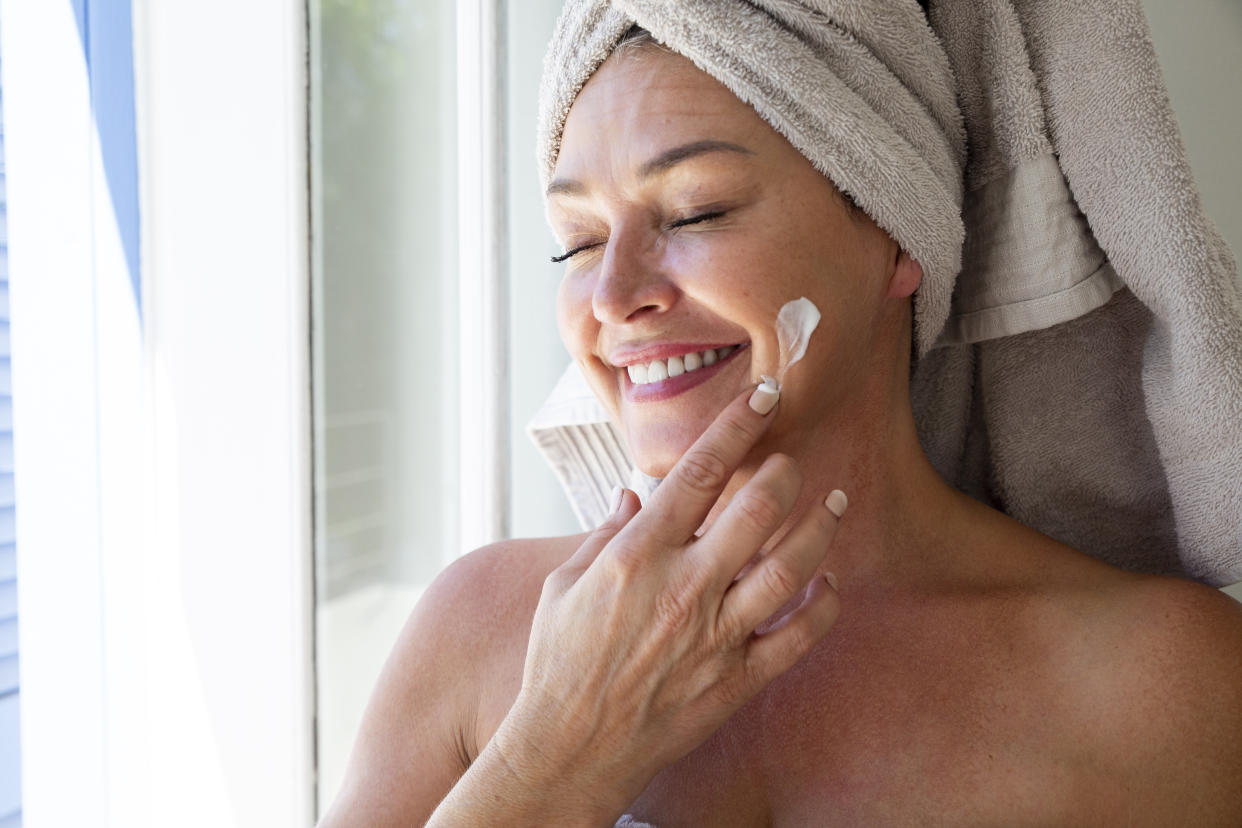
[0,1,1238,826]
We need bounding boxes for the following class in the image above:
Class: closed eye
[550,243,600,263]
[550,211,728,263]
[668,210,725,230]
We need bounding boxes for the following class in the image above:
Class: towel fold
[529,0,1242,586]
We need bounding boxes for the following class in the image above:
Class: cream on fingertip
[748,375,781,415]
[825,489,848,518]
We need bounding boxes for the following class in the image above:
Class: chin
[626,421,702,480]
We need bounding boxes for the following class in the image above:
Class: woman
[320,6,1242,826]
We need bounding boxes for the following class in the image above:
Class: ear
[885,248,923,299]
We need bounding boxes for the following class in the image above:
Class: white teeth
[624,344,744,386]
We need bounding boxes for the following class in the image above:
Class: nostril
[627,304,662,319]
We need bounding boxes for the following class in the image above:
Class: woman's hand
[486,383,847,823]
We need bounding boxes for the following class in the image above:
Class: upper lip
[606,341,748,368]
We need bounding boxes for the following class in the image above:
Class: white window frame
[457,0,511,555]
[6,1,314,825]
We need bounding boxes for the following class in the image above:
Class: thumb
[562,486,641,573]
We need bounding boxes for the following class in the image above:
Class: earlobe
[886,249,923,299]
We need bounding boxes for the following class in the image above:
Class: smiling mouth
[624,344,744,385]
[621,342,750,403]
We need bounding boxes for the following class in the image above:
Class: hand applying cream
[753,297,823,411]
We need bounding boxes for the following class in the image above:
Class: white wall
[1143,0,1242,260]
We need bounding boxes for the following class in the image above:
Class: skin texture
[318,46,1242,828]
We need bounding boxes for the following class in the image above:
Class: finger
[694,452,802,590]
[717,489,843,638]
[557,487,641,578]
[627,382,780,549]
[740,572,841,695]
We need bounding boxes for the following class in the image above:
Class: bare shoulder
[1069,572,1242,823]
[319,532,586,827]
[422,532,587,652]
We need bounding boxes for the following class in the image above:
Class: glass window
[310,0,459,812]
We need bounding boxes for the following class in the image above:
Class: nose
[591,222,678,325]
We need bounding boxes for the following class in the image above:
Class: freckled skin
[547,47,907,478]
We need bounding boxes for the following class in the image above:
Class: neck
[700,352,976,594]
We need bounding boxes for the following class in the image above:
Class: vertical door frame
[456,0,511,557]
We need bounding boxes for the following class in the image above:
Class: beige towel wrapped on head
[528,0,1242,587]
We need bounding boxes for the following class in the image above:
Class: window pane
[506,2,582,539]
[310,0,458,813]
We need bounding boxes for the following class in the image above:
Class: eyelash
[550,210,726,263]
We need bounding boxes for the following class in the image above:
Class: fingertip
[611,487,641,521]
[824,489,848,519]
[747,377,781,415]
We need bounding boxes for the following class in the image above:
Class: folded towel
[529,0,1242,586]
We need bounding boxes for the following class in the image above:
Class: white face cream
[774,296,822,383]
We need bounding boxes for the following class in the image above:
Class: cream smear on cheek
[635,298,822,505]
[757,296,822,394]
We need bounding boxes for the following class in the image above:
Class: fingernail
[608,486,624,514]
[748,375,780,415]
[824,571,839,590]
[825,489,848,518]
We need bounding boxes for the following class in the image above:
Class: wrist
[426,714,627,828]
[481,717,626,826]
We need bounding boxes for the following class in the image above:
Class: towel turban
[530,0,1242,586]
[536,0,967,358]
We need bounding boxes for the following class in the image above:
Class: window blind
[0,32,23,826]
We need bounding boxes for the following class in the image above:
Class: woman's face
[547,46,915,477]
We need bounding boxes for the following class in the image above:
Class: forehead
[555,47,772,182]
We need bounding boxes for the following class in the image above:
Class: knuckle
[716,605,749,646]
[764,452,802,486]
[710,669,749,710]
[652,580,696,632]
[677,449,729,493]
[542,566,571,596]
[716,415,761,455]
[814,503,838,534]
[599,544,643,584]
[734,491,785,533]
[799,507,838,546]
[759,558,801,602]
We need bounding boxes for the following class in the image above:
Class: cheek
[555,274,595,356]
[557,275,622,410]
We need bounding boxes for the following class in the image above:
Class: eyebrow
[545,139,755,197]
